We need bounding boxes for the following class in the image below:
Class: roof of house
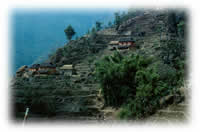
[40,63,56,68]
[109,41,119,45]
[60,65,73,70]
[119,37,135,42]
[30,64,40,69]
[37,69,49,74]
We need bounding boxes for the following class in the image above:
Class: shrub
[22,85,57,116]
[30,96,56,116]
[177,20,185,37]
[95,52,154,107]
[64,25,76,41]
[13,78,58,117]
[96,52,184,119]
[118,67,169,119]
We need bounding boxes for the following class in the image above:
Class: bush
[96,52,184,119]
[95,52,154,107]
[118,67,170,119]
[13,78,59,117]
[30,96,56,116]
[22,85,57,116]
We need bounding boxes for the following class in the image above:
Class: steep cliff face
[12,9,187,122]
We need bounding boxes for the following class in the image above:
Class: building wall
[38,67,56,75]
[39,67,56,70]
[39,67,47,70]
[119,42,135,45]
[48,69,57,74]
[29,69,37,72]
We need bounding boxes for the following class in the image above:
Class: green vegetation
[49,33,107,66]
[64,25,76,41]
[95,21,102,31]
[167,12,177,34]
[113,9,145,30]
[160,39,185,67]
[114,12,121,30]
[95,52,184,119]
[13,9,187,120]
[13,76,72,117]
[167,11,186,36]
[107,21,112,28]
[91,27,97,39]
[177,20,185,37]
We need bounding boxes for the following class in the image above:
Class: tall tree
[64,25,76,41]
[108,21,112,27]
[114,12,121,30]
[87,29,90,35]
[167,12,177,34]
[95,21,102,31]
[91,27,97,39]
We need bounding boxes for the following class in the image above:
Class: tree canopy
[95,52,184,119]
[95,21,102,31]
[64,25,76,41]
[114,12,121,30]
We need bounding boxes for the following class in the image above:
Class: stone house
[118,37,136,50]
[119,37,135,46]
[29,64,40,72]
[108,41,119,51]
[29,63,57,75]
[59,65,73,76]
[38,63,57,75]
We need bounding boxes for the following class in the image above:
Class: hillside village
[11,9,189,123]
[16,37,137,78]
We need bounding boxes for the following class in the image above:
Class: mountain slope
[12,9,187,122]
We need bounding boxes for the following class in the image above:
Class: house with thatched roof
[37,69,49,75]
[38,63,57,75]
[117,37,136,50]
[29,64,40,72]
[39,63,56,70]
[59,64,73,76]
[108,41,119,51]
[119,37,135,46]
[28,63,58,76]
[109,41,119,45]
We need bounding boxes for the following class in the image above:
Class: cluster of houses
[109,37,136,51]
[30,63,74,76]
[29,63,58,76]
[16,37,136,78]
[16,63,74,77]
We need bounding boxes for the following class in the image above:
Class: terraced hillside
[12,9,188,123]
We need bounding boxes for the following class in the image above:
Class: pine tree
[95,21,102,31]
[64,25,76,41]
[114,12,121,30]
